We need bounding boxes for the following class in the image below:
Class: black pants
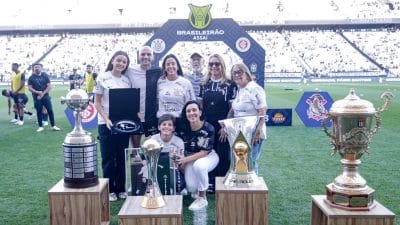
[34,95,55,127]
[98,125,130,194]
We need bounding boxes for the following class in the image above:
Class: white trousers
[184,150,219,193]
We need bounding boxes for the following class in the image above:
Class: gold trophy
[220,116,260,187]
[140,139,166,208]
[322,89,392,210]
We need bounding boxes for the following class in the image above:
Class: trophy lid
[142,139,162,151]
[61,89,89,111]
[65,88,89,101]
[330,89,376,115]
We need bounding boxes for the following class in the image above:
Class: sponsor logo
[250,63,257,73]
[236,37,251,52]
[271,113,286,123]
[188,4,212,30]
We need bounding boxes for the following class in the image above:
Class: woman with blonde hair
[198,53,237,192]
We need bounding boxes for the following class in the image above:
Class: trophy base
[141,195,166,209]
[63,177,99,188]
[326,183,375,211]
[223,171,260,188]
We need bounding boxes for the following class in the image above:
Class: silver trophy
[60,89,98,188]
[322,89,392,210]
[220,116,260,187]
[140,139,166,208]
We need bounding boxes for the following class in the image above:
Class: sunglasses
[208,62,221,67]
[232,70,244,76]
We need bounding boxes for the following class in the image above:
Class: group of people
[2,62,60,132]
[94,46,267,211]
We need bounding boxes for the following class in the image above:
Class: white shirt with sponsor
[93,71,131,125]
[151,134,185,153]
[125,65,146,122]
[231,81,267,138]
[157,76,196,118]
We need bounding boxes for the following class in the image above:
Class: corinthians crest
[188,4,212,29]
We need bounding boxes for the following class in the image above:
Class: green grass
[0,83,399,225]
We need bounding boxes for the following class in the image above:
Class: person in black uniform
[175,100,219,211]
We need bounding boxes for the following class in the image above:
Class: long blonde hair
[203,53,228,84]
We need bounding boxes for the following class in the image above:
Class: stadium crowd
[1,27,399,81]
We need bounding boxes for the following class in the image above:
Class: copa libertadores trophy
[322,89,392,210]
[140,139,166,208]
[60,89,98,188]
[220,116,260,187]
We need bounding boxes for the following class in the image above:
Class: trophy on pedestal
[322,89,392,210]
[220,116,261,187]
[61,89,98,188]
[140,139,166,208]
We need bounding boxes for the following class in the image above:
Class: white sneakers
[15,120,24,125]
[191,192,199,199]
[36,126,60,132]
[109,192,127,202]
[10,118,18,123]
[109,193,118,202]
[188,197,208,211]
[118,192,128,199]
[43,121,49,126]
[52,126,61,131]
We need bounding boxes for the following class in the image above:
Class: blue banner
[266,108,292,126]
[64,102,98,130]
[144,18,265,87]
[295,92,333,127]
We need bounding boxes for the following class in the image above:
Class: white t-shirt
[125,65,146,122]
[93,71,131,125]
[157,76,196,118]
[231,81,267,138]
[151,134,185,153]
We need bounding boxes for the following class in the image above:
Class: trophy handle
[322,116,339,156]
[322,116,334,139]
[370,92,393,136]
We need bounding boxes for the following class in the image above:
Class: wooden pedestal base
[215,176,268,225]
[118,195,182,225]
[48,178,109,225]
[311,195,395,225]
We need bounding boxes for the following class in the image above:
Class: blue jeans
[251,139,264,175]
[98,125,130,194]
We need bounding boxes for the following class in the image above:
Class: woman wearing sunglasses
[229,62,267,175]
[198,54,237,192]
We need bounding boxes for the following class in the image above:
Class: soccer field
[0,82,399,225]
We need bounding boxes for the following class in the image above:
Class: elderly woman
[228,62,267,175]
[176,100,219,211]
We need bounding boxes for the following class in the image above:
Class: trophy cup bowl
[140,139,166,208]
[322,89,392,210]
[220,116,260,188]
[61,89,98,188]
